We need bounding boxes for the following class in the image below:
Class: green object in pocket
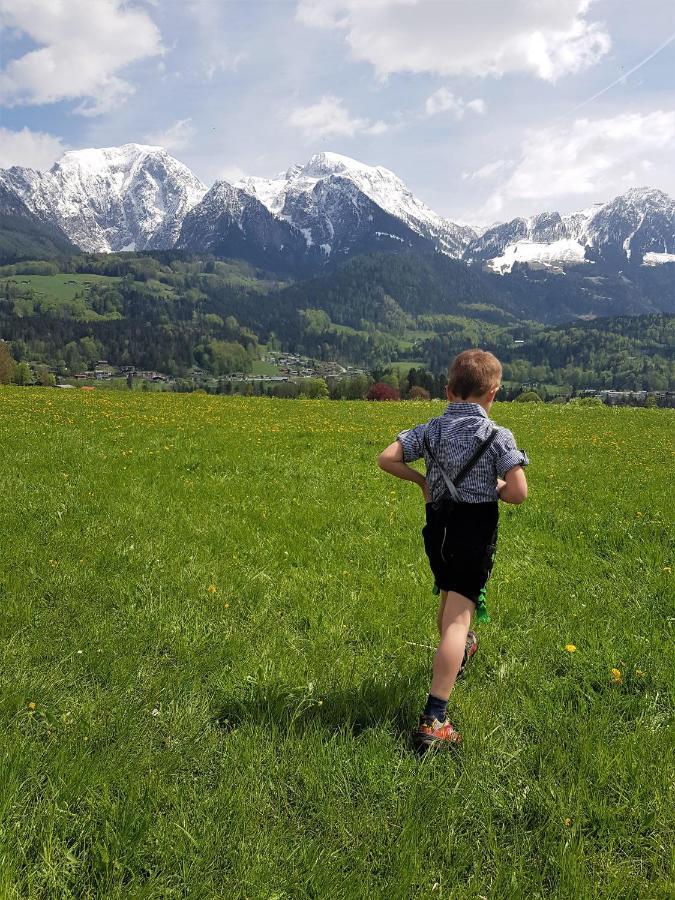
[476,587,490,623]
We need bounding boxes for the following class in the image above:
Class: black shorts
[422,501,499,603]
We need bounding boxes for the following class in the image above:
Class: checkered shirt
[396,402,529,503]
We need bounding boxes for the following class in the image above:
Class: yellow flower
[27,701,36,710]
[207,584,217,594]
[564,818,572,827]
[663,566,672,574]
[635,669,645,677]
[611,668,622,684]
[565,644,577,653]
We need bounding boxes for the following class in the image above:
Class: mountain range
[1,143,675,282]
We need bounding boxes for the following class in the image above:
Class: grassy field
[0,273,120,301]
[0,389,673,899]
[250,358,283,376]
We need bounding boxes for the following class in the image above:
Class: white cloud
[218,164,247,184]
[0,126,67,170]
[425,89,486,118]
[297,0,610,81]
[289,95,387,139]
[463,159,513,181]
[187,0,247,77]
[0,0,163,113]
[485,110,675,214]
[145,118,196,152]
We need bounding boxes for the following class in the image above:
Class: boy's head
[446,349,502,407]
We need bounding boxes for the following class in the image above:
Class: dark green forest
[0,250,673,392]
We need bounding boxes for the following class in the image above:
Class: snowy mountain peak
[3,144,207,253]
[466,187,675,272]
[54,143,166,171]
[301,151,386,179]
[235,150,475,258]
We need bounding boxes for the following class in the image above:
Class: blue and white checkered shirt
[396,402,529,503]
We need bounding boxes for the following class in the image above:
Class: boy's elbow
[511,482,528,504]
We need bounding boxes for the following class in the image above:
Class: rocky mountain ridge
[1,145,674,279]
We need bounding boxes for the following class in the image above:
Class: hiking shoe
[412,716,462,754]
[457,630,478,678]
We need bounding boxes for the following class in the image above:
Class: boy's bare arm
[497,465,528,504]
[378,441,431,501]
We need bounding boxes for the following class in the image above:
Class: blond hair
[447,349,502,399]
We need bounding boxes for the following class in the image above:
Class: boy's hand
[497,466,528,504]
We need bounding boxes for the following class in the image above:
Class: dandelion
[635,669,645,677]
[223,602,229,608]
[663,566,672,574]
[611,668,622,684]
[564,818,572,827]
[49,559,59,567]
[27,701,36,710]
[565,644,577,653]
[207,584,217,594]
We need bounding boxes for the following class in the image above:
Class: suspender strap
[453,428,498,486]
[423,427,498,500]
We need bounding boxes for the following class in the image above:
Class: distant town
[65,351,369,387]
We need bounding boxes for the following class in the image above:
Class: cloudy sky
[1,0,674,224]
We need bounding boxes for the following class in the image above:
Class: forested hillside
[0,251,673,391]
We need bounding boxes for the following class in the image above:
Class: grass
[0,273,120,301]
[0,389,673,898]
[250,358,282,376]
[388,359,426,376]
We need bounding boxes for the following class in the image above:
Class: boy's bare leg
[436,590,448,635]
[430,591,474,701]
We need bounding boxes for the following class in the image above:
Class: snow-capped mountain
[235,151,475,259]
[0,144,207,253]
[176,180,316,274]
[466,188,675,273]
[1,144,674,283]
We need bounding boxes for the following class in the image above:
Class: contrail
[562,29,675,120]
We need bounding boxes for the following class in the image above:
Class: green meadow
[0,273,121,302]
[0,389,673,899]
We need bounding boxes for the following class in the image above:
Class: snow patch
[488,239,588,274]
[375,231,404,242]
[643,251,675,265]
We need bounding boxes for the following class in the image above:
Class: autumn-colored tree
[0,342,16,385]
[407,385,430,401]
[366,382,400,401]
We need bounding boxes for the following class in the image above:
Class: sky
[1,0,674,225]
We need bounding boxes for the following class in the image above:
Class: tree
[13,362,32,386]
[299,378,329,399]
[0,342,16,384]
[367,382,400,401]
[36,366,56,387]
[407,385,430,400]
[514,390,542,402]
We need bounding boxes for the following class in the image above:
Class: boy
[377,349,528,751]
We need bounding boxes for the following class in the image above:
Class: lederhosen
[421,427,499,604]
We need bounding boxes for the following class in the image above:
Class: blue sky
[1,0,674,224]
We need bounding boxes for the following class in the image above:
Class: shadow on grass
[212,667,430,740]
